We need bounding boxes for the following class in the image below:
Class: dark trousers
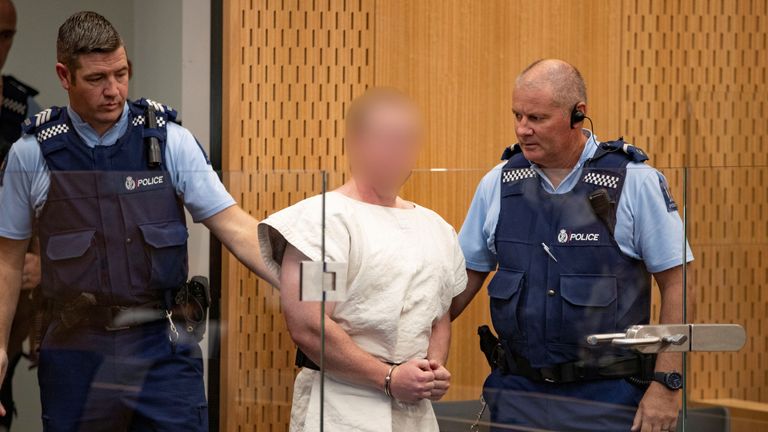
[483,368,645,431]
[38,318,208,432]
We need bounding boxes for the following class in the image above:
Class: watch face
[665,372,683,390]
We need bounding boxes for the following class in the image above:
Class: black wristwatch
[653,371,683,390]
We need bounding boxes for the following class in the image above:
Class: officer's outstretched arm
[202,205,280,287]
[450,269,489,321]
[0,236,29,417]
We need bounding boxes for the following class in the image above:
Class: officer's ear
[55,62,74,91]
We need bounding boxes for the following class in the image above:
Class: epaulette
[598,137,649,163]
[130,98,180,127]
[4,75,39,98]
[22,107,68,143]
[500,143,523,161]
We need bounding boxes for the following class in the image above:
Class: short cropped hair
[517,59,587,108]
[57,11,123,73]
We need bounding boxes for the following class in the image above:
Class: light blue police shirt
[0,102,236,240]
[458,130,694,274]
[26,97,41,118]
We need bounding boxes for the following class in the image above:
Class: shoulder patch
[657,172,678,212]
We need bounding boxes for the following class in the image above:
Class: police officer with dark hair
[0,11,277,431]
[452,59,693,432]
[0,1,41,430]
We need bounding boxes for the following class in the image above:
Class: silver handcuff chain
[469,395,487,432]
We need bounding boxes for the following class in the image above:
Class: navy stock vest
[0,75,38,159]
[23,99,189,307]
[491,139,652,368]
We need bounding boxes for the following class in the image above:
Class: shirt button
[547,289,556,296]
[126,238,132,244]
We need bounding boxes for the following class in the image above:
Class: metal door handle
[587,324,745,353]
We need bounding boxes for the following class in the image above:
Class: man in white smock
[258,88,467,432]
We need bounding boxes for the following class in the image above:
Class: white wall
[4,1,212,430]
[5,0,135,108]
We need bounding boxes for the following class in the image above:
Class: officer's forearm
[450,269,489,321]
[203,205,280,287]
[654,265,685,373]
[0,237,30,350]
[427,312,451,366]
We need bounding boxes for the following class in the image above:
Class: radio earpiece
[570,103,587,129]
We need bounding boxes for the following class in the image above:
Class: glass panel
[218,168,326,431]
[408,161,691,431]
[682,89,768,432]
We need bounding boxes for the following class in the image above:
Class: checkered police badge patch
[502,168,536,183]
[583,172,620,189]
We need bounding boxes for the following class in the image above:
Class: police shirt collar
[66,102,130,148]
[529,129,598,193]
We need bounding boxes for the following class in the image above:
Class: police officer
[0,11,277,431]
[0,1,42,430]
[451,59,693,432]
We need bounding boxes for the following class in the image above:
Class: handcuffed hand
[427,359,451,401]
[388,358,435,403]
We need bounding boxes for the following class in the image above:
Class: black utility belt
[504,353,656,384]
[478,325,655,384]
[498,345,656,384]
[50,299,168,331]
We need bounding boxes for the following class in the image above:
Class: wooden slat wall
[374,0,623,401]
[620,0,768,404]
[220,0,372,430]
[221,0,768,429]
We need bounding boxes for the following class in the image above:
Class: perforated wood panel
[221,0,768,428]
[220,0,373,430]
[620,0,768,404]
[374,0,624,401]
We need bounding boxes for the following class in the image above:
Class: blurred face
[56,46,130,135]
[512,84,580,168]
[0,1,16,71]
[348,102,422,191]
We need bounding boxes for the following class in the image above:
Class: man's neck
[337,178,403,208]
[540,132,588,189]
[68,105,122,138]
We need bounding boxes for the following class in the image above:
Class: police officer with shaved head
[0,11,277,431]
[452,59,693,431]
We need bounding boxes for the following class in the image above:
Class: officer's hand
[0,349,7,417]
[427,359,451,401]
[22,252,41,290]
[631,382,680,432]
[389,358,435,404]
